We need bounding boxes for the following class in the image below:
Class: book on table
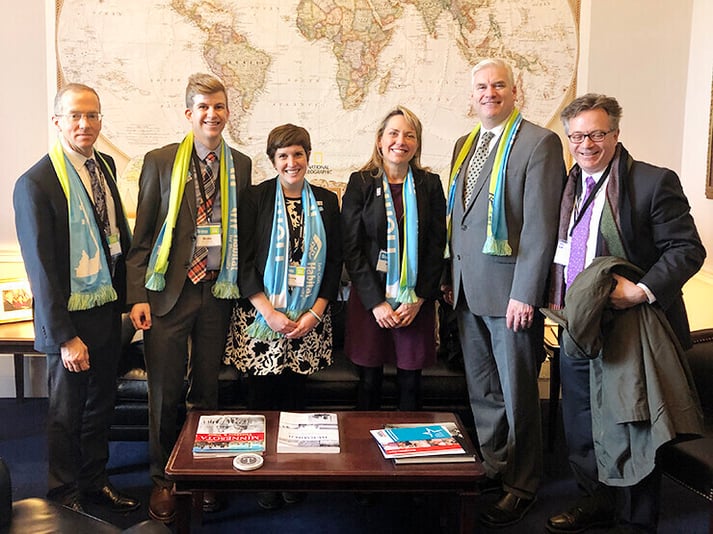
[192,414,266,457]
[370,421,476,463]
[276,411,340,453]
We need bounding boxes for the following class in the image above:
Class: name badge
[288,265,306,287]
[376,250,388,273]
[108,233,122,257]
[553,239,570,266]
[376,187,382,197]
[196,224,221,247]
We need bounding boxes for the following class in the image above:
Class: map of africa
[56,0,578,199]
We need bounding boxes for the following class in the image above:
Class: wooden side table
[543,321,560,450]
[0,321,40,402]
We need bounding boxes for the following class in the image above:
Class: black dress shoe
[61,496,85,514]
[546,498,616,533]
[149,485,175,523]
[480,491,536,528]
[201,490,223,513]
[257,491,283,510]
[86,483,140,512]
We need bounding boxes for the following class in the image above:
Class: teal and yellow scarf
[49,139,117,311]
[383,168,419,308]
[446,108,522,256]
[247,180,327,340]
[144,131,240,298]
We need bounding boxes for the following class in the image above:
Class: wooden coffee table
[166,410,486,533]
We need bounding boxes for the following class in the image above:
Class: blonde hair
[360,105,425,175]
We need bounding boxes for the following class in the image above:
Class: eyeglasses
[57,112,103,123]
[567,129,614,143]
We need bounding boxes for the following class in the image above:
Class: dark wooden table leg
[459,491,480,533]
[13,353,24,403]
[174,491,193,534]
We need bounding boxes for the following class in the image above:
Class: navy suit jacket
[13,152,132,352]
[595,151,705,347]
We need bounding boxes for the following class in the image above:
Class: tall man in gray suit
[126,73,251,523]
[442,58,565,527]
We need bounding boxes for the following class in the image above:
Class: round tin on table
[233,453,264,471]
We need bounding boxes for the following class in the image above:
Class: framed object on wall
[0,279,33,324]
[707,75,713,200]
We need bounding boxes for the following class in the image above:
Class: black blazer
[238,178,342,302]
[341,168,446,310]
[13,152,132,352]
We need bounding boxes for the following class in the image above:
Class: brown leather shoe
[480,491,536,528]
[149,485,175,524]
[546,497,616,533]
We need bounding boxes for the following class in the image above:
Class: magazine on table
[386,422,477,464]
[277,412,340,453]
[193,414,266,457]
[370,421,469,460]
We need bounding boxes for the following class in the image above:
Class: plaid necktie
[463,131,494,207]
[566,176,597,287]
[85,158,111,239]
[188,152,217,284]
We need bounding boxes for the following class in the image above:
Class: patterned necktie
[188,152,217,284]
[566,175,597,287]
[463,131,494,207]
[85,158,111,239]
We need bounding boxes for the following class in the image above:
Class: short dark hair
[560,93,623,133]
[54,83,100,115]
[185,73,228,108]
[266,124,311,163]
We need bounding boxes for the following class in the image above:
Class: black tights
[357,366,422,411]
[245,371,307,411]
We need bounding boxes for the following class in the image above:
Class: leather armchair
[655,328,713,532]
[0,457,169,534]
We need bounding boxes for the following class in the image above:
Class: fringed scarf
[246,180,327,340]
[549,143,630,309]
[49,140,117,311]
[383,168,419,308]
[445,108,522,257]
[144,132,240,298]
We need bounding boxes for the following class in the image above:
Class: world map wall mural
[55,0,579,208]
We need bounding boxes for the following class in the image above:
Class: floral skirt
[223,299,333,376]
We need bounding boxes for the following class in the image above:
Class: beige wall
[1,1,712,396]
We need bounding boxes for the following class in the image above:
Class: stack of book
[192,414,266,457]
[370,422,477,464]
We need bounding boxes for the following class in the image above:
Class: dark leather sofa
[110,301,472,442]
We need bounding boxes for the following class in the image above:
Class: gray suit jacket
[126,142,252,316]
[449,120,565,316]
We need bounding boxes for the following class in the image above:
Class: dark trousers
[46,324,121,501]
[560,352,661,532]
[144,279,232,486]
